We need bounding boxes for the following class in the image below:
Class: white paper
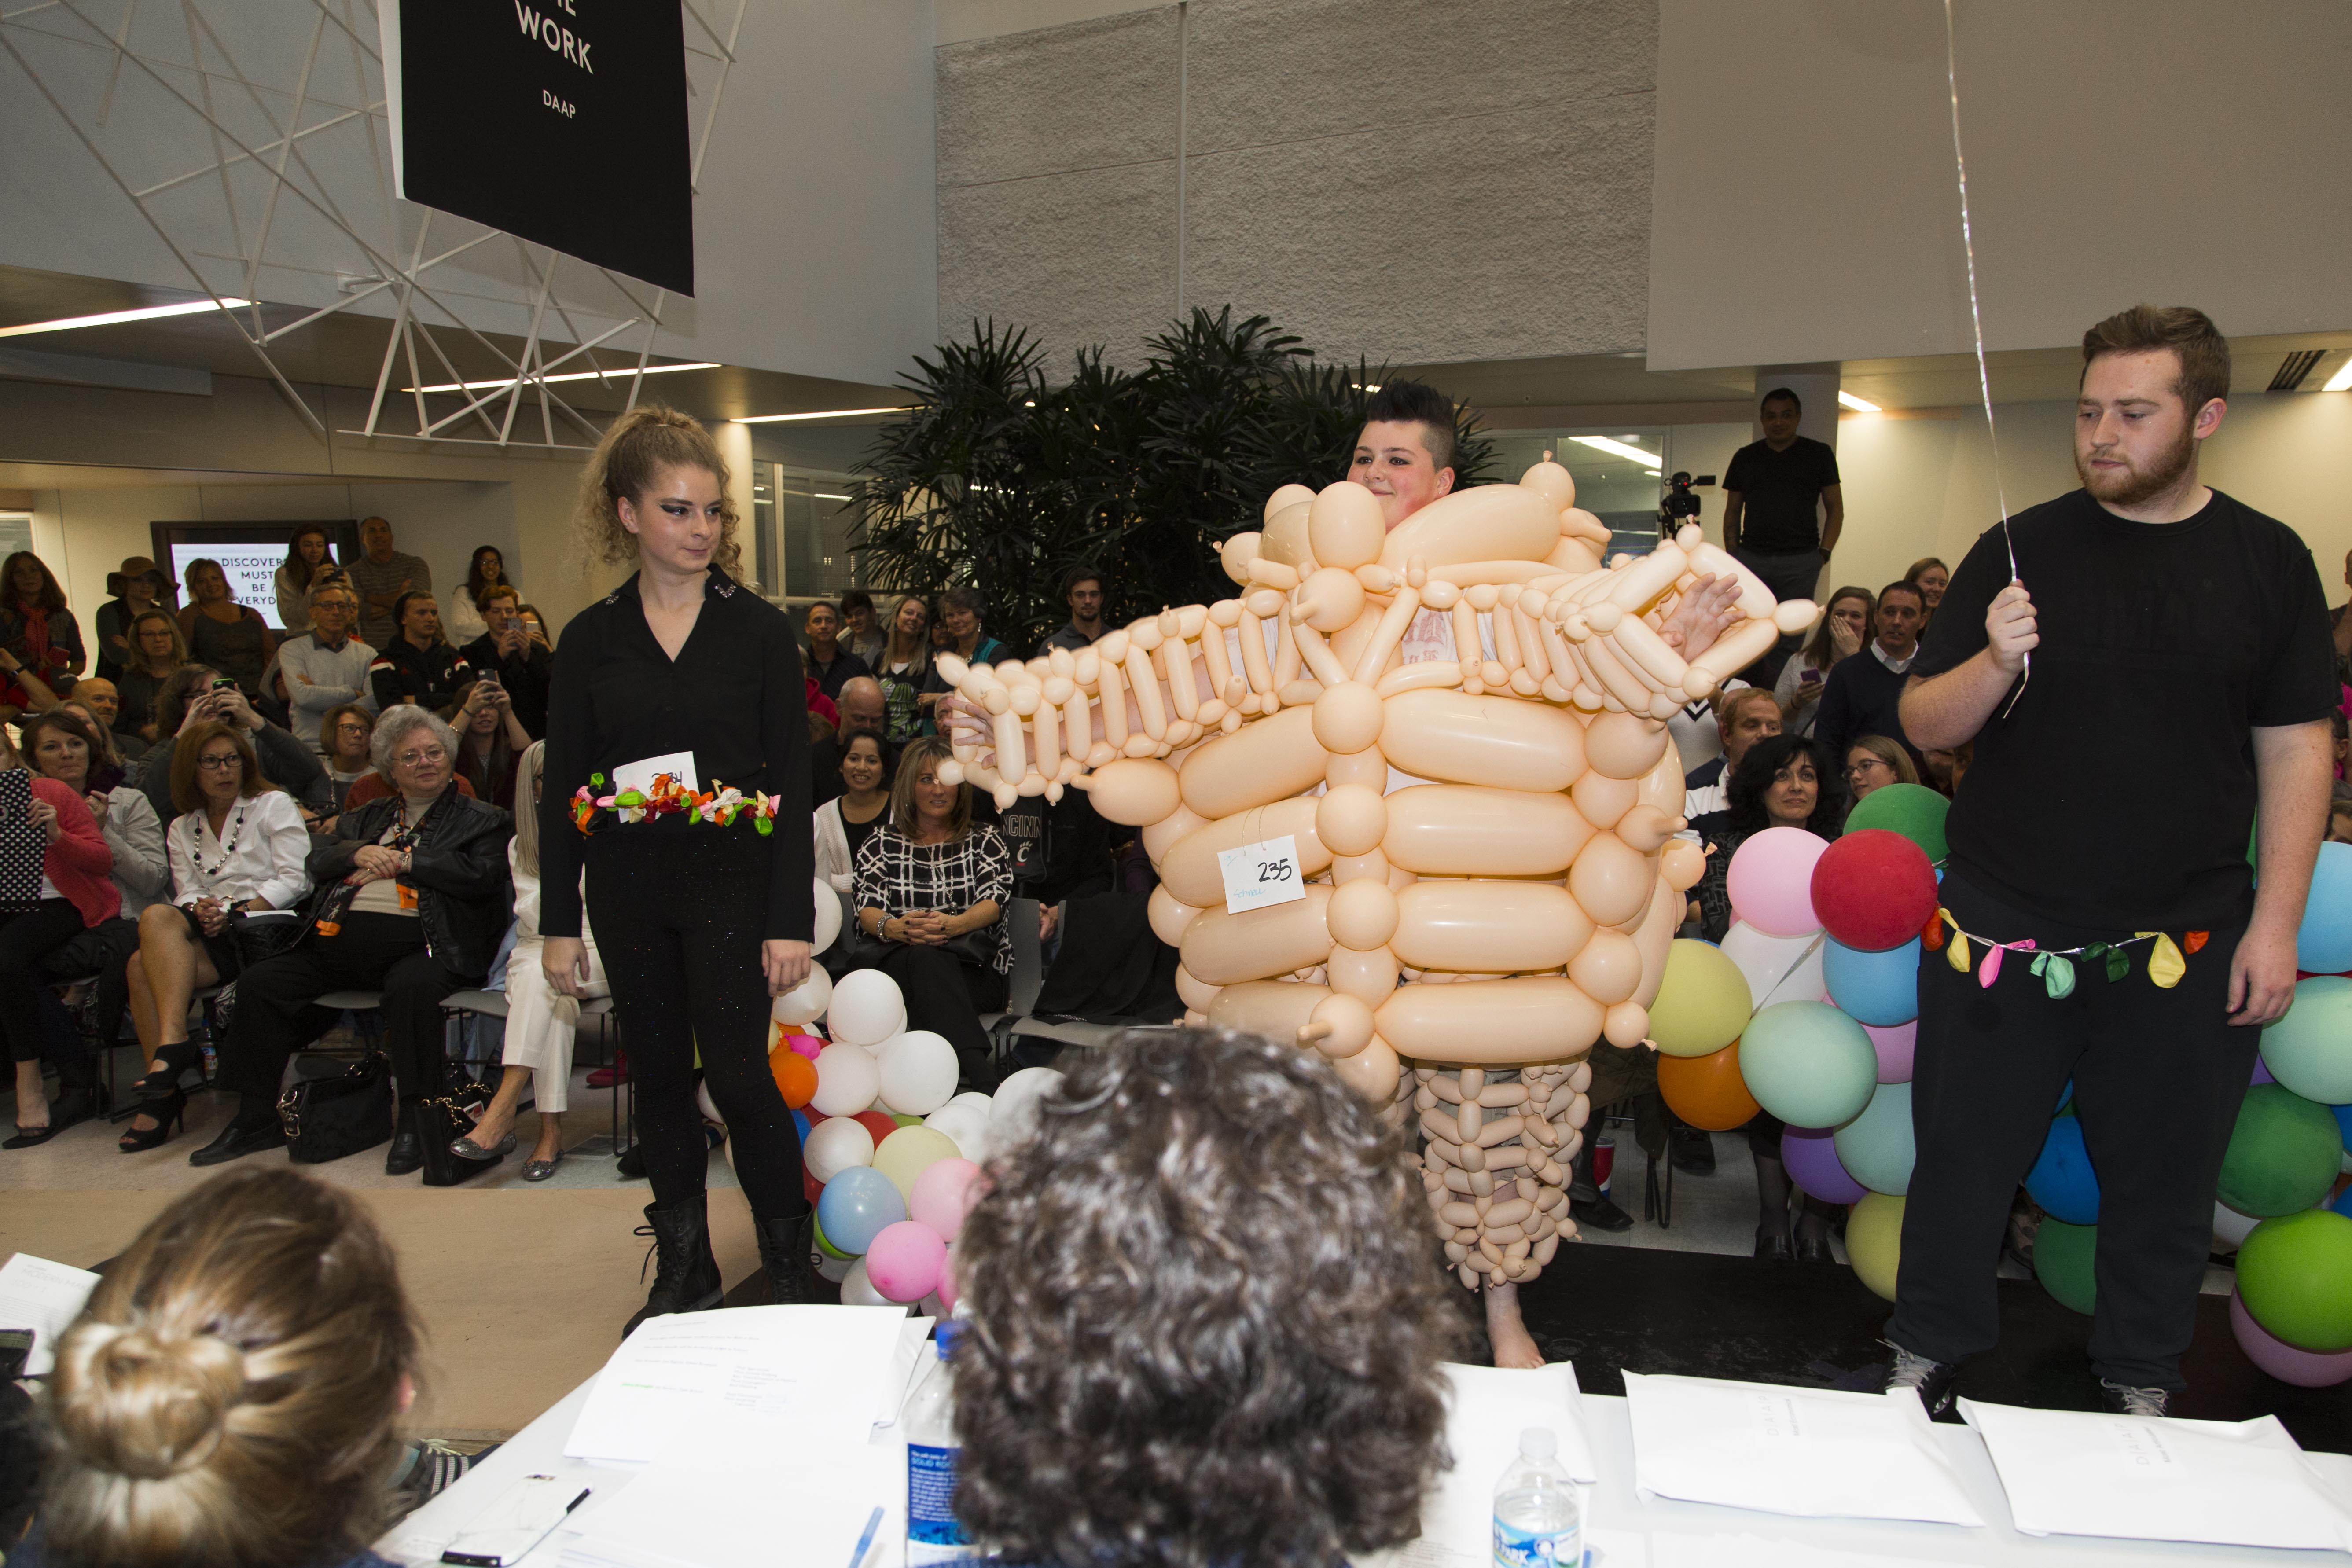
[1369,1363,1599,1568]
[1961,1398,2352,1552]
[610,750,698,798]
[564,1306,909,1465]
[1649,1535,1946,1568]
[1623,1373,1981,1527]
[1217,834,1304,913]
[870,1315,935,1430]
[0,1253,101,1376]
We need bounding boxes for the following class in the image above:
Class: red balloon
[1811,830,1937,952]
[853,1109,900,1147]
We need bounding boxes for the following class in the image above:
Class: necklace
[189,804,247,881]
[386,796,436,854]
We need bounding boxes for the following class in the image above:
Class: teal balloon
[2035,1219,2098,1315]
[1833,1081,1915,1195]
[2260,977,2352,1105]
[816,1165,906,1254]
[1738,1001,1878,1130]
[2296,841,2352,973]
[2218,1085,2345,1218]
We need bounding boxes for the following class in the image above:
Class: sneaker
[2098,1379,2170,1418]
[1882,1341,1960,1417]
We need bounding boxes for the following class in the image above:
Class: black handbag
[228,907,307,964]
[417,1081,501,1186]
[276,1053,393,1164]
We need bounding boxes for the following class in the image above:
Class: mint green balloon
[1833,1081,1915,1194]
[2238,1209,2352,1352]
[2035,1219,2097,1315]
[2260,977,2352,1106]
[1739,1001,1878,1130]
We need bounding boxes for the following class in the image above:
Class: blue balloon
[2296,841,2352,974]
[2027,1115,2101,1226]
[816,1165,907,1255]
[1823,936,1921,1026]
[791,1108,812,1145]
[2334,1101,2352,1153]
[2056,1078,2074,1113]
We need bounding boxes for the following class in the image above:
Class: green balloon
[812,1208,853,1261]
[2260,977,2352,1105]
[2035,1218,2098,1315]
[1649,939,1755,1058]
[1832,1081,1914,1195]
[1843,783,1949,864]
[2218,1085,2344,1218]
[2238,1209,2352,1352]
[1739,1001,1878,1129]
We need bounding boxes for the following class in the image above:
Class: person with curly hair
[952,1027,1459,1568]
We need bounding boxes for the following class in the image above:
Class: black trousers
[44,916,141,1073]
[1889,872,2256,1390]
[859,943,1007,1085]
[0,900,91,1064]
[586,830,805,1220]
[217,914,475,1102]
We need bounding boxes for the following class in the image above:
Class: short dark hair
[1760,386,1802,415]
[1725,731,1843,838]
[1058,565,1103,601]
[1878,580,1926,611]
[940,585,985,618]
[2081,304,2229,415]
[953,1028,1458,1568]
[391,590,435,632]
[1363,379,1459,473]
[839,589,875,616]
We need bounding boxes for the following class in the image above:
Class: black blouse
[537,567,814,942]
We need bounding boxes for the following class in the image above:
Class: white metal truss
[0,0,749,450]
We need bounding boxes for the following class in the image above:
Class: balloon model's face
[1347,419,1455,531]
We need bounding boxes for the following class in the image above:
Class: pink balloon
[2231,1288,2352,1388]
[1865,1019,1916,1083]
[1725,827,1828,937]
[909,1157,984,1242]
[787,1033,824,1061]
[864,1220,947,1304]
[934,1245,959,1313]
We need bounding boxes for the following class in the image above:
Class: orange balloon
[769,1046,817,1109]
[1657,1038,1761,1131]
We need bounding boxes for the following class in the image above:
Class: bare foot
[1485,1281,1545,1369]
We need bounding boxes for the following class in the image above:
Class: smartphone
[0,1328,32,1381]
[478,670,502,689]
[208,676,239,694]
[440,1473,589,1568]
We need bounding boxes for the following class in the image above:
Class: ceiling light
[734,406,911,424]
[1644,470,1663,478]
[404,361,718,393]
[1837,390,1882,412]
[1352,382,1383,392]
[813,492,851,501]
[0,297,255,338]
[2324,358,2352,393]
[1570,434,1659,465]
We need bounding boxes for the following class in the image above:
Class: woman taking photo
[1844,734,1922,806]
[444,677,529,807]
[0,725,117,1149]
[541,407,817,1331]
[851,735,1012,1087]
[117,608,190,743]
[813,731,891,891]
[114,721,311,1152]
[29,1166,420,1568]
[874,594,931,743]
[274,524,336,633]
[448,544,514,645]
[1773,585,1871,738]
[0,551,85,693]
[176,559,275,699]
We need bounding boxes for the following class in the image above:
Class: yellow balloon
[872,1126,960,1204]
[1646,939,1754,1058]
[1846,1191,1906,1302]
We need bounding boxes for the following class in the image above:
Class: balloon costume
[929,463,1816,1291]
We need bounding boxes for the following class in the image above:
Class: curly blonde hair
[571,406,742,577]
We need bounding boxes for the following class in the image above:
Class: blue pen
[845,1505,884,1568]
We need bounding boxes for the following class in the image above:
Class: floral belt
[571,772,781,835]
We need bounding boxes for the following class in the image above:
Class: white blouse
[167,790,312,910]
[445,585,490,646]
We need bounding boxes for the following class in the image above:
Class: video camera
[1658,470,1715,536]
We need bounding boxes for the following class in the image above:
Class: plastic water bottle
[904,1322,977,1566]
[1492,1426,1582,1568]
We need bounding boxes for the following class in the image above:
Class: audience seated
[277,580,375,755]
[274,524,339,632]
[850,736,1011,1086]
[442,678,529,808]
[175,559,275,700]
[27,1165,419,1568]
[0,724,118,1149]
[815,731,892,892]
[457,584,552,738]
[1814,580,1926,775]
[92,557,169,683]
[1920,741,1970,797]
[62,682,142,765]
[450,742,603,1180]
[1772,584,1872,737]
[1682,687,1783,840]
[1843,734,1921,805]
[514,603,553,651]
[320,704,376,815]
[447,544,515,647]
[139,666,329,827]
[0,551,85,696]
[816,675,889,809]
[952,1028,1456,1568]
[114,609,189,746]
[802,600,871,702]
[116,720,313,1152]
[368,591,472,713]
[189,705,511,1176]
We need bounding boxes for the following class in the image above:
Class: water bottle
[904,1322,976,1566]
[1492,1426,1582,1568]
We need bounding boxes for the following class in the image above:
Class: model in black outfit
[540,408,820,1336]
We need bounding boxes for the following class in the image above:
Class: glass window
[776,472,860,603]
[1479,430,1672,557]
[750,464,776,594]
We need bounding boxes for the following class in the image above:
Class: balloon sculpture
[924,464,1815,1292]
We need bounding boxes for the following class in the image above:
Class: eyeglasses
[196,753,242,772]
[1845,758,1891,776]
[394,747,446,767]
[334,721,371,735]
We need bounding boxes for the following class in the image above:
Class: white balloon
[812,877,844,953]
[947,1091,995,1113]
[990,1066,1064,1148]
[863,1029,898,1058]
[878,1030,959,1116]
[839,1258,910,1312]
[804,1116,878,1182]
[1720,920,1827,1012]
[817,1251,853,1282]
[772,965,833,1026]
[696,1081,725,1127]
[923,1102,991,1163]
[810,1042,882,1116]
[2212,1199,2262,1252]
[827,970,908,1048]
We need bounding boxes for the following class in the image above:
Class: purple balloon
[2252,1055,2276,1086]
[1866,1019,1916,1083]
[2231,1289,2352,1388]
[1782,1123,1868,1204]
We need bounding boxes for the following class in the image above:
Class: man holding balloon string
[1886,305,2336,1417]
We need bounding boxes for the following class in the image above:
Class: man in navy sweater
[1815,580,1926,776]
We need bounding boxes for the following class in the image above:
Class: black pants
[44,916,141,1073]
[1889,872,2256,1390]
[860,943,1007,1086]
[0,900,91,1064]
[218,914,474,1102]
[587,830,805,1220]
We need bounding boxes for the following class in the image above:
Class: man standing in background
[277,580,375,753]
[1723,388,1843,633]
[347,516,433,649]
[1041,568,1107,654]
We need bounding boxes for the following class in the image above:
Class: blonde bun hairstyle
[572,405,742,577]
[42,1167,419,1568]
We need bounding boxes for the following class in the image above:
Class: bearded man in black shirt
[1882,305,2336,1419]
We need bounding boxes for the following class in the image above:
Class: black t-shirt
[1724,436,1841,554]
[1914,488,2337,929]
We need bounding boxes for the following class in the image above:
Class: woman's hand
[1040,902,1062,943]
[27,797,59,844]
[899,910,950,945]
[350,844,403,880]
[83,792,108,830]
[1829,617,1863,660]
[218,688,261,730]
[763,938,811,995]
[542,936,592,998]
[193,896,228,937]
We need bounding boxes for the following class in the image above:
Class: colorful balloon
[1738,1001,1877,1129]
[864,1220,948,1304]
[2294,841,2352,974]
[2229,1288,2352,1388]
[1842,782,1948,863]
[1832,1082,1914,1196]
[1846,1191,1905,1302]
[2025,1115,2099,1226]
[1864,1018,1915,1083]
[816,1165,906,1255]
[2259,977,2352,1105]
[1647,940,1753,1058]
[768,1045,817,1109]
[2217,1085,2343,1217]
[1821,936,1920,1027]
[1781,1124,1867,1205]
[909,1157,985,1241]
[873,1125,960,1204]
[1810,830,1937,952]
[2236,1209,2352,1352]
[1725,827,1828,937]
[1656,1039,1761,1131]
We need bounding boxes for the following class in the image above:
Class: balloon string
[1943,0,2026,718]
